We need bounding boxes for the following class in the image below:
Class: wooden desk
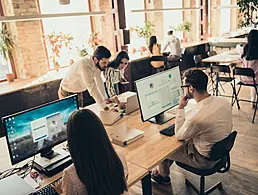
[86,104,184,171]
[0,137,150,194]
[202,50,241,63]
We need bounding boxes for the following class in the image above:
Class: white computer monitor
[135,66,183,124]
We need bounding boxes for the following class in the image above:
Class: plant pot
[6,73,14,82]
[54,61,60,71]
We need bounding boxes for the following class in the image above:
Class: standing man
[162,29,181,61]
[58,46,110,110]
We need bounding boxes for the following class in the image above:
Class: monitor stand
[148,112,176,125]
[34,148,72,177]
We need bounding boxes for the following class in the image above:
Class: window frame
[37,0,93,71]
[0,1,17,82]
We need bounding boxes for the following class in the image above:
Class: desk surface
[202,50,241,63]
[0,136,148,188]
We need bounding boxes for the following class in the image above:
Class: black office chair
[211,65,238,104]
[176,131,237,195]
[149,56,165,73]
[233,67,258,123]
[206,51,219,93]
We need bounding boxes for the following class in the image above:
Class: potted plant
[88,32,102,50]
[0,24,15,82]
[45,32,74,71]
[237,0,258,27]
[170,21,192,42]
[76,44,89,58]
[135,21,155,46]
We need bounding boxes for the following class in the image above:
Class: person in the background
[162,29,181,61]
[104,51,129,109]
[148,36,164,69]
[240,29,258,109]
[58,46,111,110]
[55,109,128,195]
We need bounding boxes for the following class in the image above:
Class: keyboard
[30,177,61,195]
[159,124,175,136]
[30,185,58,195]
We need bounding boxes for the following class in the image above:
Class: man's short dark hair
[167,30,173,36]
[184,70,208,92]
[93,46,111,60]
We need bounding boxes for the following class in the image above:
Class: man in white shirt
[58,46,110,110]
[162,29,181,61]
[152,70,232,185]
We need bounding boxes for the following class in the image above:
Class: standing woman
[240,29,258,108]
[104,51,129,109]
[57,109,128,195]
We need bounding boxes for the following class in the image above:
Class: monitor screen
[2,95,78,165]
[135,66,183,122]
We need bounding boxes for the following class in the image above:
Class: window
[162,0,183,40]
[220,0,231,34]
[38,0,92,69]
[124,0,146,48]
[0,1,11,80]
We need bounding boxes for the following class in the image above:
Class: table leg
[141,172,152,195]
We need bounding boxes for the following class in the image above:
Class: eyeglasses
[120,62,128,65]
[181,84,190,89]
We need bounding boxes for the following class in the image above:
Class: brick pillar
[210,0,221,37]
[145,0,164,42]
[183,0,197,41]
[2,0,48,79]
[89,0,116,56]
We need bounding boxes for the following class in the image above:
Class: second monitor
[135,66,183,125]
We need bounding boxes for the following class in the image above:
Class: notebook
[108,124,144,147]
[0,174,35,195]
[99,111,123,126]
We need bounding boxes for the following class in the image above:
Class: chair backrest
[209,131,237,161]
[193,55,202,65]
[211,65,231,74]
[233,67,255,78]
[150,56,165,62]
[208,51,217,57]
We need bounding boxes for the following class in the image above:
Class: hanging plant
[135,21,155,44]
[45,31,74,71]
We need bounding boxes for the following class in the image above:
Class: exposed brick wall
[183,0,197,41]
[89,0,116,56]
[2,0,48,79]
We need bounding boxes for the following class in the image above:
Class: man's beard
[186,88,194,99]
[96,61,106,71]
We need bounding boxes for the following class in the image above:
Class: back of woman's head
[67,109,127,195]
[108,51,129,68]
[242,29,258,60]
[149,36,157,54]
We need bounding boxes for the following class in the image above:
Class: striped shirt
[104,67,126,98]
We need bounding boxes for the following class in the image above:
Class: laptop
[108,124,144,147]
[118,92,139,115]
[0,174,35,195]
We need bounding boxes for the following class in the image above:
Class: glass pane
[0,53,9,80]
[162,0,183,40]
[38,0,92,69]
[220,0,231,34]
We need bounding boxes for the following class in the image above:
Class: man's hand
[178,96,189,109]
[118,102,126,109]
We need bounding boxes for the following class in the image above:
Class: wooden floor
[129,83,258,195]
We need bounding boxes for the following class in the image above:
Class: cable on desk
[0,156,35,180]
